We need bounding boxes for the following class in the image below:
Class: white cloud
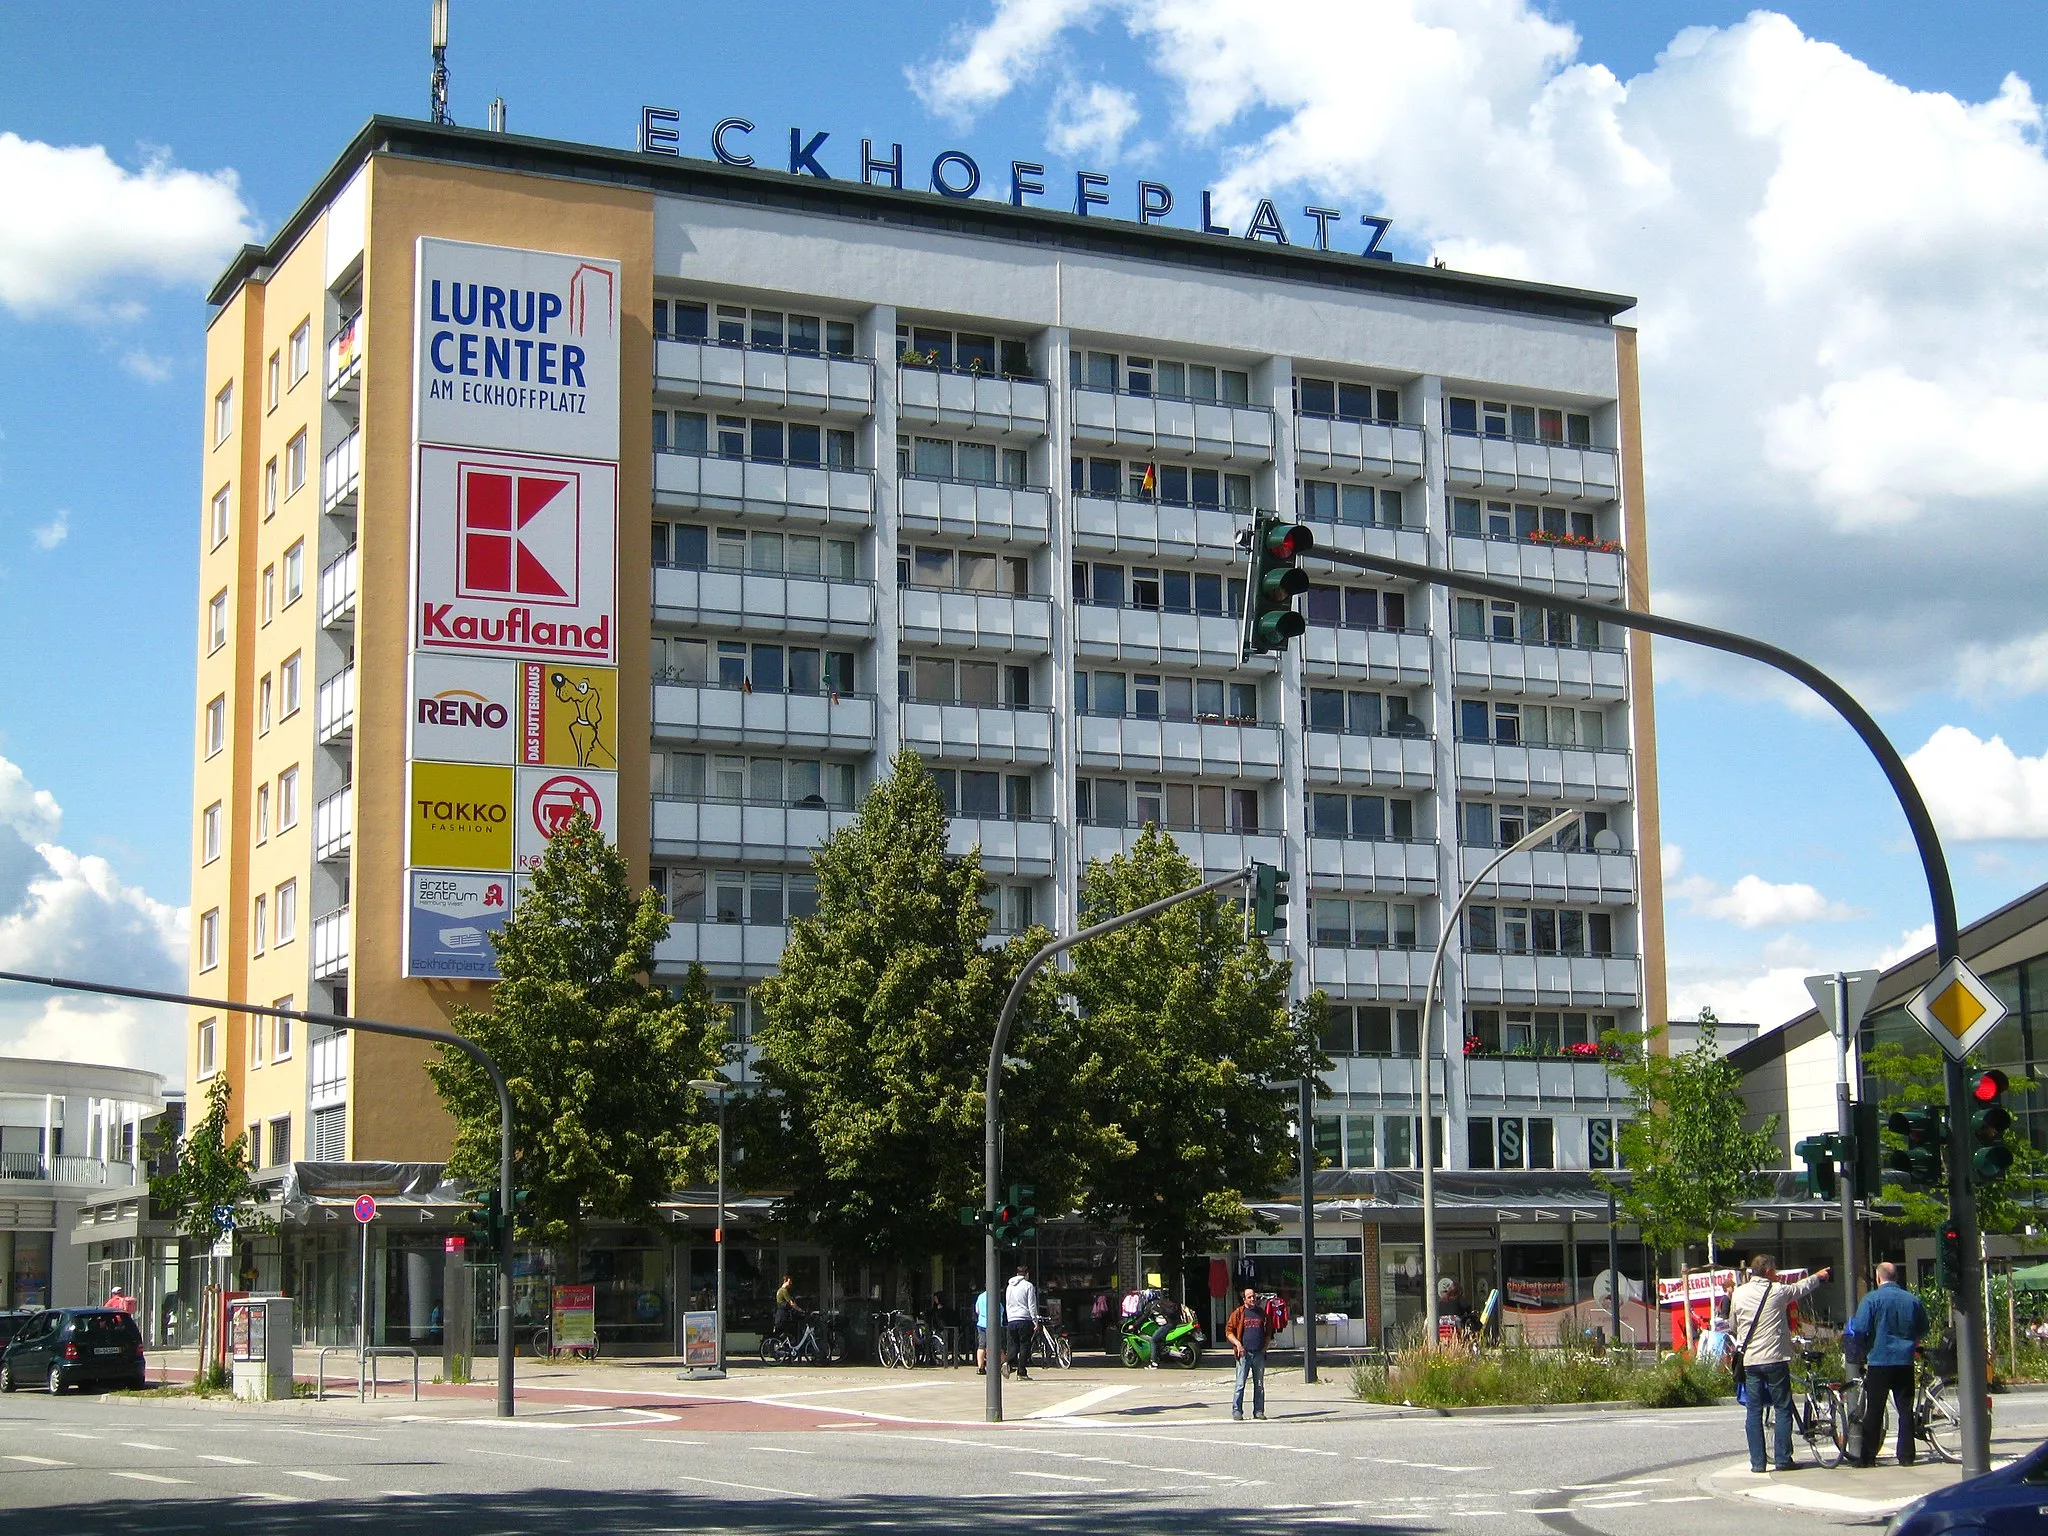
[119,349,174,384]
[913,4,2048,705]
[1875,923,1936,969]
[0,753,187,1082]
[30,510,68,551]
[1047,80,1144,162]
[1669,961,1817,1030]
[1669,869,1856,928]
[1906,725,2048,840]
[0,133,256,317]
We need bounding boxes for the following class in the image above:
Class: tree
[745,752,1109,1278]
[1599,1024,1780,1337]
[1863,1040,2048,1233]
[427,811,727,1254]
[1063,826,1325,1290]
[149,1070,274,1248]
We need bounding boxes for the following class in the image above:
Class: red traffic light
[1973,1069,2010,1103]
[1262,522,1314,560]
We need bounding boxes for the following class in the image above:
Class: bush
[1351,1335,1729,1410]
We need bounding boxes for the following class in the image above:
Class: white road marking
[747,1446,815,1455]
[1027,1385,1139,1419]
[50,1433,101,1441]
[642,1437,706,1445]
[383,1489,424,1497]
[109,1472,190,1485]
[819,1422,880,1430]
[244,1492,302,1504]
[470,1448,572,1464]
[120,1441,175,1451]
[280,1469,348,1482]
[668,1473,814,1498]
[197,1455,257,1465]
[1652,1496,1713,1504]
[1008,1470,1106,1482]
[5,1455,71,1466]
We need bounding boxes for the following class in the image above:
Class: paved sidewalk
[1699,1442,2031,1520]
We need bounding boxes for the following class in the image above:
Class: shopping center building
[175,114,1668,1349]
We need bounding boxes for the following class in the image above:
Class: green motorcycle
[1121,1311,1203,1369]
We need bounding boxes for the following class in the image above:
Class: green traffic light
[1240,516,1315,658]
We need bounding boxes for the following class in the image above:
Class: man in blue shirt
[1848,1262,1929,1467]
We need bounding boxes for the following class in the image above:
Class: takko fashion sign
[405,238,622,979]
[638,109,1396,260]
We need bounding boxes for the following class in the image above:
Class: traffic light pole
[1833,973,1860,1320]
[1298,544,1986,1474]
[0,970,520,1420]
[983,866,1259,1423]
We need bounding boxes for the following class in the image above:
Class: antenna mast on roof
[430,0,451,125]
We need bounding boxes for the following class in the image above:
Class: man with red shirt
[1226,1287,1270,1421]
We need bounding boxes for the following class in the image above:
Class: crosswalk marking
[109,1472,190,1485]
[197,1454,257,1465]
[5,1455,71,1466]
[121,1441,175,1450]
[281,1469,347,1482]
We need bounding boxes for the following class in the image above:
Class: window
[265,351,280,409]
[1588,1118,1618,1169]
[1459,802,1610,851]
[273,999,293,1061]
[658,299,856,356]
[268,1118,292,1169]
[658,523,860,579]
[1306,687,1419,738]
[662,868,817,925]
[311,1106,346,1161]
[259,675,273,736]
[1068,456,1253,511]
[274,881,297,945]
[1077,777,1260,833]
[264,458,278,521]
[1301,583,1408,631]
[1074,670,1258,724]
[896,323,1032,378]
[1298,480,1406,529]
[983,883,1037,934]
[277,767,299,830]
[898,655,1034,709]
[283,541,305,605]
[1073,561,1245,619]
[658,639,855,696]
[657,752,858,809]
[210,486,231,548]
[1295,376,1401,424]
[207,591,229,653]
[286,431,307,495]
[261,565,275,625]
[1463,907,1617,958]
[280,653,301,716]
[1309,898,1420,949]
[895,433,1031,488]
[1453,596,1603,648]
[1468,1117,1497,1171]
[1072,350,1250,403]
[205,695,226,757]
[213,382,234,444]
[1459,699,1606,748]
[199,909,220,971]
[198,1018,218,1077]
[1308,792,1415,842]
[1447,395,1593,447]
[1527,1117,1555,1170]
[202,802,222,864]
[898,543,1031,595]
[288,321,310,385]
[1317,1004,1421,1057]
[932,767,1034,821]
[251,894,267,957]
[1451,496,1606,546]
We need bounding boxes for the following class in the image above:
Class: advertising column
[405,240,621,978]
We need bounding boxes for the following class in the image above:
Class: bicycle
[876,1309,919,1369]
[757,1312,825,1366]
[1034,1319,1074,1369]
[1786,1346,1851,1468]
[1911,1348,1962,1464]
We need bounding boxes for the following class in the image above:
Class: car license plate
[93,1346,120,1356]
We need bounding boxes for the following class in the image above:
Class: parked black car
[0,1308,147,1393]
[0,1311,35,1349]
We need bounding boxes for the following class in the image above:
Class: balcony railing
[897,477,1052,545]
[0,1153,138,1186]
[1449,530,1626,600]
[654,449,874,523]
[313,786,352,862]
[315,665,355,744]
[321,429,360,512]
[326,312,363,396]
[899,702,1054,766]
[654,336,874,415]
[1443,429,1621,503]
[897,366,1050,437]
[651,682,878,751]
[1070,385,1275,462]
[1292,414,1428,482]
[317,544,358,627]
[653,565,876,638]
[312,907,350,980]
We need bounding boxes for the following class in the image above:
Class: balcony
[652,798,857,863]
[1301,625,1432,688]
[1450,532,1625,601]
[897,366,1050,437]
[654,450,874,526]
[1443,431,1620,504]
[1451,638,1630,703]
[1454,741,1633,802]
[656,920,790,977]
[1070,388,1275,463]
[318,544,358,628]
[312,786,352,863]
[1069,495,1247,563]
[321,429,360,513]
[315,665,355,744]
[0,1154,138,1188]
[897,478,1052,546]
[1305,837,1441,895]
[1464,1055,1631,1106]
[652,684,878,752]
[311,907,350,981]
[1458,844,1638,905]
[949,816,1056,879]
[898,589,1053,656]
[900,702,1054,766]
[1074,604,1248,669]
[655,337,874,417]
[1462,953,1642,1008]
[1296,514,1430,568]
[1302,730,1436,792]
[1076,714,1282,779]
[1292,416,1428,483]
[652,566,875,640]
[309,1033,347,1109]
[1308,946,1435,996]
[1317,1055,1447,1105]
[326,312,363,397]
[1078,823,1283,875]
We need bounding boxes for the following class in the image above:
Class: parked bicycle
[1033,1318,1074,1369]
[758,1309,840,1366]
[876,1309,921,1369]
[1911,1344,1962,1464]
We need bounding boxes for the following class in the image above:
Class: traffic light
[506,1188,532,1244]
[1239,515,1314,658]
[1937,1221,1965,1290]
[1250,861,1290,937]
[1795,1133,1840,1200]
[1008,1182,1038,1244]
[1888,1106,1947,1188]
[461,1189,502,1244]
[1970,1069,2015,1185]
[1850,1100,1883,1199]
[992,1202,1019,1243]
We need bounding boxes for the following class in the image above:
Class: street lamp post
[690,1077,732,1377]
[1419,808,1582,1346]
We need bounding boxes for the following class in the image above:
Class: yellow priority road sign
[1904,957,2010,1062]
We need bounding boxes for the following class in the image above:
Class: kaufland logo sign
[458,464,579,604]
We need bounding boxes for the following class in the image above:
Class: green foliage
[1063,826,1326,1272]
[746,752,1114,1261]
[1597,1024,1779,1259]
[1862,1041,2048,1232]
[148,1072,275,1246]
[1351,1336,1727,1408]
[427,812,727,1248]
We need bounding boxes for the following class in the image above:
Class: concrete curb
[1359,1396,1723,1419]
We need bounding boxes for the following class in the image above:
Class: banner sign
[682,1311,719,1367]
[405,869,514,979]
[553,1284,598,1349]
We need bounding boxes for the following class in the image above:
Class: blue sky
[4,0,2048,1074]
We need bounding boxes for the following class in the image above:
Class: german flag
[1139,462,1157,497]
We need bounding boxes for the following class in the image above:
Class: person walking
[1225,1287,1269,1421]
[974,1287,989,1374]
[1728,1255,1832,1472]
[1847,1262,1929,1467]
[1004,1264,1040,1380]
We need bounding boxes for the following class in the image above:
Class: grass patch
[1352,1335,1730,1409]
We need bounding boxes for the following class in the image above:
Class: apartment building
[188,116,1666,1347]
